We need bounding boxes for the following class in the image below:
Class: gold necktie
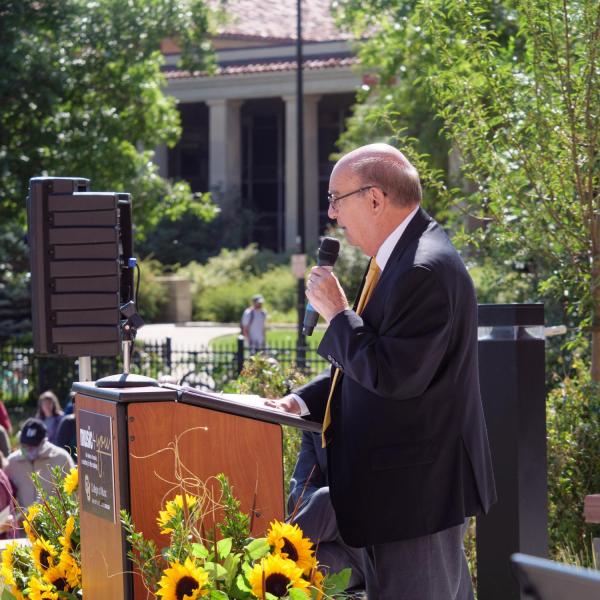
[321,258,381,447]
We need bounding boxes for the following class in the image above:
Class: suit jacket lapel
[377,206,432,289]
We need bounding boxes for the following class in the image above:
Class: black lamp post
[296,0,307,367]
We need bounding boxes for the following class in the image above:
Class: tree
[336,0,600,379]
[0,0,219,340]
[418,0,600,379]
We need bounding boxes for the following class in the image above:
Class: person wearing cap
[5,418,75,510]
[240,294,267,351]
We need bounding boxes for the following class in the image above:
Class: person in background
[0,425,10,460]
[35,390,64,444]
[5,418,74,510]
[241,294,267,351]
[64,391,76,415]
[0,395,13,434]
[0,453,15,538]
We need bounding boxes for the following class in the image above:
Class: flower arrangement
[122,473,351,599]
[0,466,81,600]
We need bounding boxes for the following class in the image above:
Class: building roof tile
[164,55,358,80]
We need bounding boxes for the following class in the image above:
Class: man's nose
[327,203,337,220]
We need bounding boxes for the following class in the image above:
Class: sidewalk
[136,322,239,349]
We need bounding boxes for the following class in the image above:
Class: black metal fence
[0,336,328,406]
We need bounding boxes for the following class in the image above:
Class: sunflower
[1,542,29,600]
[267,521,315,574]
[305,566,324,600]
[59,515,76,551]
[41,563,73,594]
[63,468,78,495]
[32,537,59,573]
[58,549,82,589]
[157,494,198,534]
[27,575,59,600]
[23,503,42,542]
[156,557,209,600]
[1,542,17,588]
[248,554,310,599]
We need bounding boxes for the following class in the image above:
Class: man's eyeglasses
[327,186,375,210]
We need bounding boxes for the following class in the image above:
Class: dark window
[168,102,209,193]
[241,99,285,252]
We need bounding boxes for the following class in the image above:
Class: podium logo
[80,426,94,450]
[84,474,91,502]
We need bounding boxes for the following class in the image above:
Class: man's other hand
[264,395,301,415]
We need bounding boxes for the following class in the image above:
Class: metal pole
[296,0,307,368]
[78,356,92,382]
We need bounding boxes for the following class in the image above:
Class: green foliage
[419,0,600,342]
[178,246,297,323]
[229,354,307,400]
[467,258,537,305]
[216,474,251,555]
[136,257,169,323]
[547,360,600,563]
[1,0,218,234]
[0,0,219,338]
[122,474,346,598]
[0,223,32,343]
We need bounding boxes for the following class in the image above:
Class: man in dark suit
[267,143,497,599]
[288,430,365,591]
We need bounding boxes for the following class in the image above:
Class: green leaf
[322,568,352,596]
[288,589,309,600]
[217,537,233,559]
[1,589,18,600]
[209,591,229,600]
[235,572,251,592]
[223,553,242,589]
[192,543,209,558]
[244,537,270,560]
[204,561,228,579]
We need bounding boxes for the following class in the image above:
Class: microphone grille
[318,237,340,265]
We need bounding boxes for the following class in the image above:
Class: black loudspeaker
[27,177,135,357]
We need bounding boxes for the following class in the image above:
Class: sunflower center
[281,538,298,562]
[175,575,199,600]
[40,549,51,570]
[53,577,68,591]
[265,573,291,597]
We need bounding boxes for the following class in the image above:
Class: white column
[207,99,242,205]
[283,94,321,252]
[303,95,321,249]
[153,144,168,178]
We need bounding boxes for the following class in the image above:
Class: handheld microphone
[303,237,341,336]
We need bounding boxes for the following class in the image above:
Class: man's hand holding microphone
[264,237,348,414]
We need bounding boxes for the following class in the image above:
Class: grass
[210,328,326,348]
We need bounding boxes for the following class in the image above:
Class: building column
[283,94,321,252]
[153,144,168,178]
[207,99,242,207]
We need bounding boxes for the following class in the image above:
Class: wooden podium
[73,382,319,600]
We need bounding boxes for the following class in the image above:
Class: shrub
[547,359,600,564]
[137,257,168,323]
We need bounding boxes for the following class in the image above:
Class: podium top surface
[72,382,178,403]
[71,381,321,433]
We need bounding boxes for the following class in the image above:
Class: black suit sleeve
[319,265,452,400]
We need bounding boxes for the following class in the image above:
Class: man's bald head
[333,143,422,207]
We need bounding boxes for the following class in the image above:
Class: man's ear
[371,186,387,213]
